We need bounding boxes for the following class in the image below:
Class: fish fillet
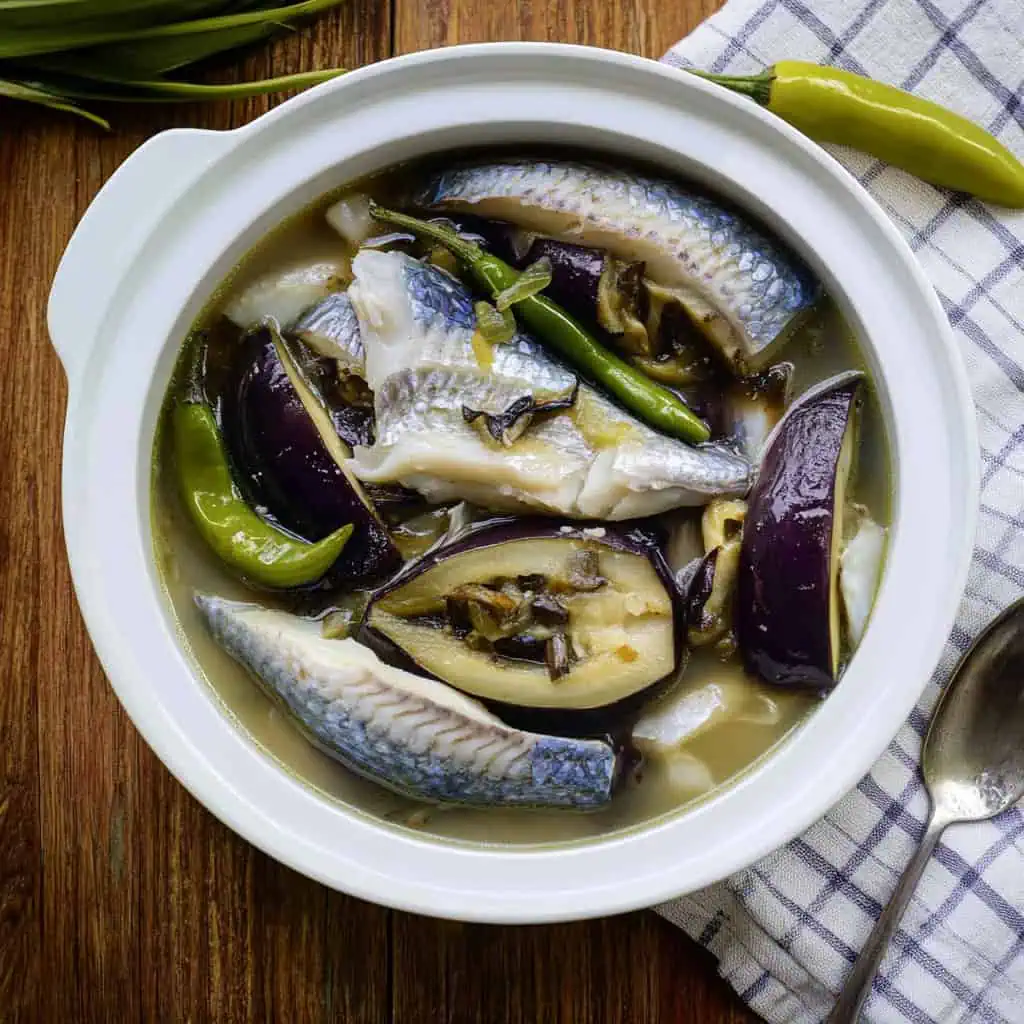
[346,250,751,519]
[197,594,617,808]
[414,159,819,370]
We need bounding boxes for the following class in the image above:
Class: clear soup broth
[153,150,890,846]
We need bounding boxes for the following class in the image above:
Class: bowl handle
[47,128,230,385]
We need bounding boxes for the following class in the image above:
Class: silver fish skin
[347,250,751,519]
[413,159,819,370]
[196,594,618,809]
[291,291,364,374]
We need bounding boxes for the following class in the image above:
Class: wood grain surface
[0,1,758,1020]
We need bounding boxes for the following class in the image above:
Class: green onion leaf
[495,256,553,311]
[0,0,348,126]
[20,66,343,102]
[0,2,230,35]
[473,300,516,345]
[0,0,344,59]
[30,20,279,77]
[0,76,109,127]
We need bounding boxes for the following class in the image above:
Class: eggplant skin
[684,548,718,630]
[736,374,862,689]
[224,329,402,583]
[427,213,531,265]
[522,237,603,321]
[428,217,643,345]
[357,519,687,733]
[483,681,681,740]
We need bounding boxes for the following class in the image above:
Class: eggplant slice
[224,325,402,583]
[359,521,684,714]
[736,372,863,689]
[684,499,747,649]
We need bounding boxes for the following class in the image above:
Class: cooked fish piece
[291,291,364,373]
[224,258,348,331]
[631,678,782,753]
[346,250,750,519]
[413,159,819,372]
[196,594,618,808]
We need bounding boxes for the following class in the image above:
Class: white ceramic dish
[48,42,978,923]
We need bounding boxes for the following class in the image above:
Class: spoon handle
[826,807,949,1023]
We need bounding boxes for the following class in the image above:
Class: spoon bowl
[829,595,1024,1022]
[925,598,1024,822]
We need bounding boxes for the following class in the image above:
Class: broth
[152,151,890,846]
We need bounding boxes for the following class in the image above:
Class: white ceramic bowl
[49,43,978,923]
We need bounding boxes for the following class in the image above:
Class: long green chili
[688,60,1024,207]
[368,203,711,445]
[172,341,351,588]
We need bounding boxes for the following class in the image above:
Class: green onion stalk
[0,0,350,128]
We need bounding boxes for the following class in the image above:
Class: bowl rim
[50,42,979,922]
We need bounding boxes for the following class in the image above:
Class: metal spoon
[828,596,1024,1023]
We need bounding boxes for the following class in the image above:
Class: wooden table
[0,1,758,1020]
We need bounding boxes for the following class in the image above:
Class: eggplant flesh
[360,523,683,712]
[701,498,748,553]
[840,510,886,648]
[225,326,402,583]
[278,332,374,447]
[736,372,863,689]
[684,499,746,648]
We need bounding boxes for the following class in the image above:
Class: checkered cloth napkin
[658,2,1024,1021]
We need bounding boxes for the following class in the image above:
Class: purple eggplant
[682,499,747,648]
[427,213,535,265]
[225,326,402,583]
[686,545,741,649]
[685,549,719,640]
[357,520,685,729]
[521,238,648,353]
[432,214,650,353]
[279,334,375,448]
[736,372,863,689]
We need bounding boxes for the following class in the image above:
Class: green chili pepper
[369,203,711,445]
[688,60,1024,207]
[171,342,352,588]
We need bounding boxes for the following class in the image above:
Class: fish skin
[196,594,618,808]
[291,291,365,373]
[413,159,819,367]
[347,250,751,518]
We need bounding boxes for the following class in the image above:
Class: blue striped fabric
[660,2,1024,1021]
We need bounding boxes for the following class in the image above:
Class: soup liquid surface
[152,154,890,847]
